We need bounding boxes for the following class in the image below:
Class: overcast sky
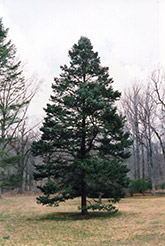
[0,0,165,118]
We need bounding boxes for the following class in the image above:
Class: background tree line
[0,19,39,197]
[121,68,165,194]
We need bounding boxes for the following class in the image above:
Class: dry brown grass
[0,194,165,245]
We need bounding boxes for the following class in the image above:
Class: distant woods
[0,19,39,197]
[121,67,165,194]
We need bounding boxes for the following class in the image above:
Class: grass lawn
[0,194,165,246]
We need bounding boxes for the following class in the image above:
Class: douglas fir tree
[32,37,132,214]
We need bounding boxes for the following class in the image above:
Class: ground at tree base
[0,194,164,245]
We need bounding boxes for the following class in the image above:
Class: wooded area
[121,70,165,194]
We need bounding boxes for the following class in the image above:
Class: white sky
[0,0,165,118]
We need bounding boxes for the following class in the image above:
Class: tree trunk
[29,175,33,191]
[141,143,145,179]
[0,186,2,199]
[81,181,87,214]
[151,168,156,195]
[134,94,140,178]
[25,172,28,192]
[133,143,137,179]
[18,162,24,194]
[148,124,156,195]
[98,192,103,204]
[18,183,23,194]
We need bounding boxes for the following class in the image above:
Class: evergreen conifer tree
[0,19,29,196]
[32,37,132,214]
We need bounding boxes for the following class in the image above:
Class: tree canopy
[32,36,132,214]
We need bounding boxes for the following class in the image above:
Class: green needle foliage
[32,37,132,214]
[0,19,28,194]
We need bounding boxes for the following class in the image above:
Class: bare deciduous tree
[121,73,165,194]
[149,68,165,159]
[121,83,141,179]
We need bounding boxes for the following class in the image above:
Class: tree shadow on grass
[34,211,122,221]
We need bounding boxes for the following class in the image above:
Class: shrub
[2,174,21,189]
[160,182,165,189]
[129,178,151,196]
